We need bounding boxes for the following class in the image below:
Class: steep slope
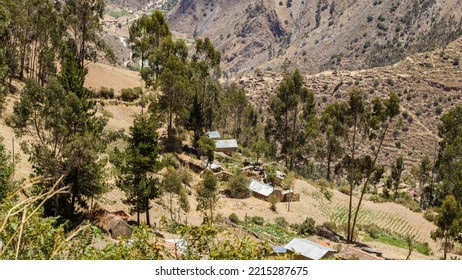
[168,0,462,75]
[237,35,462,167]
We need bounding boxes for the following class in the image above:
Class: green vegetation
[364,231,432,256]
[1,1,462,260]
[108,9,130,19]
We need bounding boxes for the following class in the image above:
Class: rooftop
[284,238,336,260]
[248,179,275,197]
[206,131,221,139]
[215,139,238,149]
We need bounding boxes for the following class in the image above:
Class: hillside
[236,34,462,167]
[168,0,462,75]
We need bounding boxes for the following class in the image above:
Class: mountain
[237,35,462,167]
[168,0,462,76]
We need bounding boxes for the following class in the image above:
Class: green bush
[274,217,289,229]
[229,213,240,224]
[249,216,265,225]
[120,87,142,102]
[339,185,350,195]
[322,221,337,231]
[98,87,115,99]
[363,224,382,239]
[423,209,438,222]
[298,217,316,235]
[321,187,333,201]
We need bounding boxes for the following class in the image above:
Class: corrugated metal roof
[248,179,274,197]
[215,139,238,149]
[284,238,336,260]
[206,131,221,139]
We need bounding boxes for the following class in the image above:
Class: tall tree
[63,0,105,69]
[431,195,461,259]
[221,83,248,140]
[319,102,348,181]
[157,39,190,151]
[437,106,462,207]
[11,50,108,216]
[0,138,14,203]
[129,10,171,86]
[191,37,222,130]
[416,156,433,208]
[186,93,205,147]
[117,113,161,225]
[162,166,182,221]
[196,170,218,224]
[391,156,405,201]
[269,69,315,171]
[336,89,400,242]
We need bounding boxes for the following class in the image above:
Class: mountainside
[237,35,462,167]
[168,0,462,76]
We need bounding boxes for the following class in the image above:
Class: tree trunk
[146,198,150,226]
[350,122,390,241]
[327,151,332,182]
[347,115,358,242]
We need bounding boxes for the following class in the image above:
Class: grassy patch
[243,222,300,244]
[108,9,130,19]
[364,233,432,255]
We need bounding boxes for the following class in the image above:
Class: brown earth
[168,0,462,75]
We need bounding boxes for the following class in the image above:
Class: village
[91,129,394,260]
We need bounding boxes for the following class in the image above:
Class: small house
[215,139,238,154]
[280,189,299,202]
[284,238,336,260]
[206,131,222,140]
[248,179,277,200]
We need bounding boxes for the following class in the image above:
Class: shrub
[98,87,115,99]
[162,153,180,168]
[322,187,333,201]
[268,195,278,212]
[178,168,193,186]
[120,87,142,102]
[364,224,382,239]
[423,209,438,222]
[274,217,289,229]
[229,213,240,224]
[339,185,350,195]
[227,172,249,198]
[298,217,316,235]
[250,216,265,225]
[322,221,337,231]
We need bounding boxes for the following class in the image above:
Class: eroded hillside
[168,0,462,75]
[236,35,462,167]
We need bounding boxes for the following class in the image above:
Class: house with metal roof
[215,139,238,154]
[248,179,275,199]
[206,131,221,139]
[284,238,336,260]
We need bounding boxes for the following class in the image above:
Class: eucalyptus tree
[336,88,400,242]
[63,0,105,69]
[269,69,316,171]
